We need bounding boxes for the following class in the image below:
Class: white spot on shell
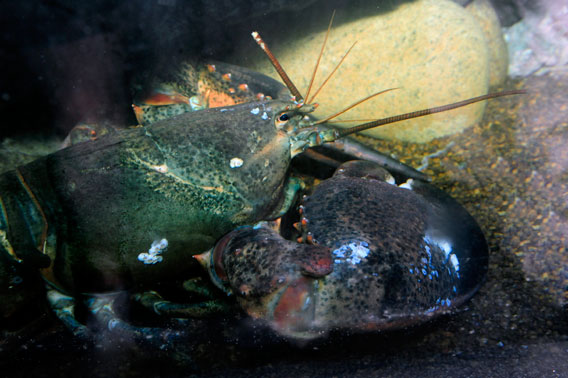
[398,179,414,190]
[152,164,168,173]
[449,254,460,272]
[423,233,459,273]
[250,107,260,115]
[261,112,268,120]
[230,157,244,168]
[138,238,168,265]
[332,241,370,265]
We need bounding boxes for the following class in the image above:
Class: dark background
[0,0,526,138]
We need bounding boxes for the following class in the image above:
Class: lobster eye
[275,112,292,129]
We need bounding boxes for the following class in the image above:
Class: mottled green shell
[4,100,301,294]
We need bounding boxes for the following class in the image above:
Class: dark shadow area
[1,1,566,377]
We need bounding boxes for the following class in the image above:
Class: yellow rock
[466,0,509,87]
[240,0,490,143]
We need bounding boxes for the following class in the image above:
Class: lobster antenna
[313,88,399,125]
[252,31,304,102]
[304,10,335,103]
[309,41,357,104]
[336,89,527,138]
[326,119,377,123]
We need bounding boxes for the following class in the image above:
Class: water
[1,0,567,376]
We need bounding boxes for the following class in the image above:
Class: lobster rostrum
[0,13,524,344]
[201,160,489,339]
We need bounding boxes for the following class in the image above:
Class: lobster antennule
[252,31,304,102]
[335,89,528,139]
[313,87,399,125]
[308,40,357,104]
[304,10,335,103]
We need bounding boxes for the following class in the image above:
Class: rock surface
[237,0,492,142]
[503,0,568,77]
[466,0,509,87]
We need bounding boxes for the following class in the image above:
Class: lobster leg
[46,287,91,339]
[182,276,219,298]
[60,122,115,149]
[0,170,52,268]
[133,289,231,318]
[47,285,187,347]
[84,294,186,346]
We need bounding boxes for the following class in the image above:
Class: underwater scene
[0,0,567,376]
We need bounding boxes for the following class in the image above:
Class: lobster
[0,20,524,346]
[200,159,489,339]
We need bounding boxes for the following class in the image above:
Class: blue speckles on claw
[425,298,452,313]
[426,297,454,313]
[441,298,452,307]
[449,254,460,273]
[424,244,432,259]
[424,234,452,257]
[332,241,370,266]
[423,233,460,278]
